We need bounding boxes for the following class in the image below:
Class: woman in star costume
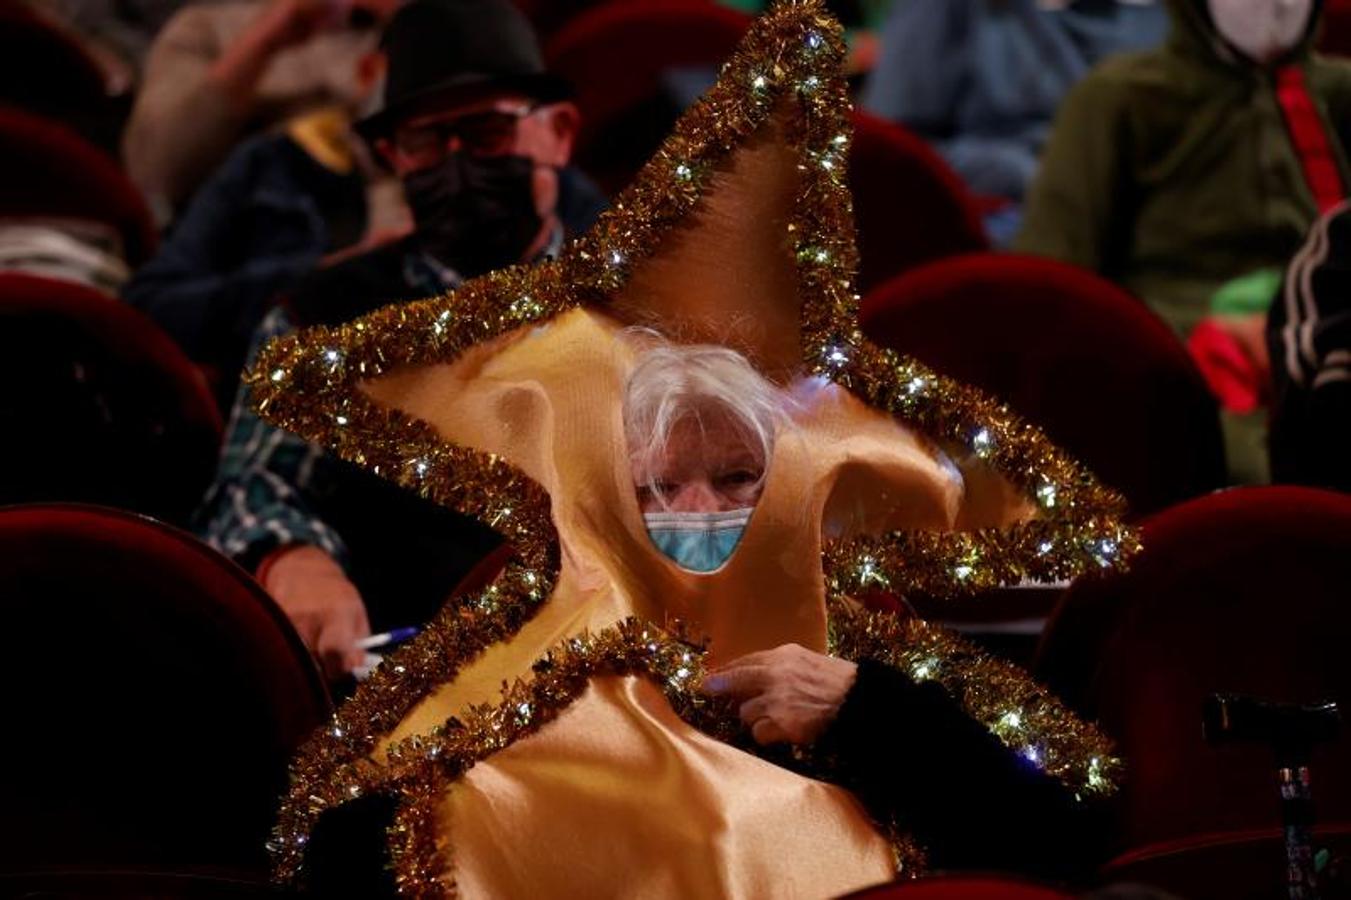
[252,2,1137,896]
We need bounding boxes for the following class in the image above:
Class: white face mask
[1207,0,1314,64]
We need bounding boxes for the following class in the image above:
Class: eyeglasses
[393,103,539,166]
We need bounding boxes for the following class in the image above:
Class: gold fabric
[446,677,895,899]
[369,309,964,705]
[257,2,1132,895]
[366,308,954,897]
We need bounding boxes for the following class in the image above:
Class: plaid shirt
[196,234,562,575]
[196,303,353,571]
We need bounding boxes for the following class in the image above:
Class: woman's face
[632,410,765,514]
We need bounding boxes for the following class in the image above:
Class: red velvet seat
[0,105,155,265]
[859,253,1225,517]
[1036,487,1351,854]
[0,273,222,525]
[544,7,989,291]
[0,504,330,877]
[1101,827,1351,900]
[514,0,636,38]
[848,112,988,293]
[0,5,123,151]
[544,0,752,193]
[840,875,1071,899]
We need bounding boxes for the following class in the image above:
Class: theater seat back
[545,0,752,194]
[861,253,1225,516]
[848,112,988,292]
[0,105,155,264]
[0,505,330,875]
[0,273,222,525]
[1037,487,1351,851]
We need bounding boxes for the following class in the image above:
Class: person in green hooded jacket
[1016,0,1351,483]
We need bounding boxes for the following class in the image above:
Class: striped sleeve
[1276,199,1351,391]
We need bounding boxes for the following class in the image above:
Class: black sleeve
[1267,202,1351,493]
[303,794,401,899]
[816,659,1105,882]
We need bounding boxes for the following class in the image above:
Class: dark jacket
[288,165,608,327]
[1016,0,1351,337]
[122,132,367,409]
[1268,199,1351,491]
[196,167,607,631]
[861,0,1168,200]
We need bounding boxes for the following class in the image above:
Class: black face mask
[402,153,544,277]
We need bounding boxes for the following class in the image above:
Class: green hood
[1018,0,1351,341]
[1165,0,1324,68]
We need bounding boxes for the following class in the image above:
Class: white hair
[623,335,788,506]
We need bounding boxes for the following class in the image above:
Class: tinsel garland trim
[825,598,1122,799]
[305,606,1113,897]
[267,560,553,882]
[247,0,1135,616]
[376,619,928,898]
[258,0,1134,889]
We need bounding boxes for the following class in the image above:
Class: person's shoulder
[1308,53,1351,105]
[1309,52,1351,76]
[1053,48,1181,123]
[214,130,300,179]
[174,132,315,222]
[1081,47,1177,92]
[287,239,414,326]
[315,239,409,283]
[558,167,609,237]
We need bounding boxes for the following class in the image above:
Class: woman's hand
[702,644,858,745]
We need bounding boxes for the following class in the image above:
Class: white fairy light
[972,427,993,457]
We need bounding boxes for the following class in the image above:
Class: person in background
[196,0,605,681]
[122,0,402,221]
[861,0,1167,242]
[1016,0,1351,482]
[122,48,408,411]
[1268,199,1351,492]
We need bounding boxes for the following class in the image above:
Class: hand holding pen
[351,626,420,681]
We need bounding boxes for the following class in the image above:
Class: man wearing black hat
[197,0,605,681]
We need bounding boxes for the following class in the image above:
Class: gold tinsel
[256,0,1133,892]
[275,607,1116,897]
[297,618,934,899]
[266,560,553,883]
[825,598,1122,799]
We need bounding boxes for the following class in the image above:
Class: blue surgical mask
[643,508,753,573]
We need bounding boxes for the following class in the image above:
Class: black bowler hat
[356,0,571,139]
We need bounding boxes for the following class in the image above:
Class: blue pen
[355,626,420,651]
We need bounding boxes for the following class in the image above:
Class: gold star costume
[255,3,1135,896]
